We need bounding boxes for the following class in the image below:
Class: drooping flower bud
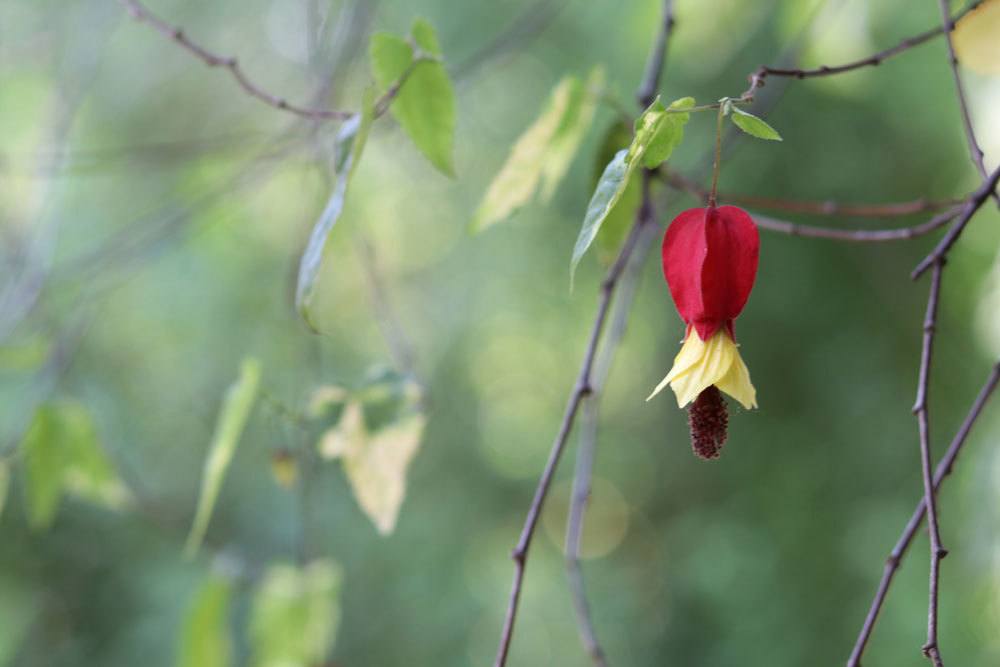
[661,205,759,341]
[648,205,760,457]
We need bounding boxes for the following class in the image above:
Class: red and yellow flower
[647,205,759,458]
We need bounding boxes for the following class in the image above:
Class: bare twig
[741,1,984,100]
[752,207,962,243]
[847,361,1000,667]
[635,0,675,108]
[935,0,998,208]
[913,262,947,666]
[493,2,676,662]
[493,172,657,667]
[662,169,963,218]
[912,165,1000,279]
[565,218,658,667]
[119,0,354,121]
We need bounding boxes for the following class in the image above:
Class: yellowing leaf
[185,358,261,559]
[250,560,342,667]
[319,392,426,535]
[953,0,1000,74]
[538,67,605,202]
[472,69,604,233]
[176,576,233,667]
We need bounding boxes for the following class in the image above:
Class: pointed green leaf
[177,576,233,667]
[295,90,374,331]
[250,560,342,667]
[730,106,782,141]
[20,407,61,530]
[370,20,455,175]
[570,149,628,286]
[20,402,130,531]
[184,359,261,559]
[593,122,641,264]
[643,96,695,167]
[570,97,673,284]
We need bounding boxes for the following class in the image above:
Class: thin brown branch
[119,0,354,121]
[847,361,1000,667]
[493,3,676,662]
[635,0,675,108]
[564,220,658,667]
[741,1,984,100]
[752,207,961,243]
[935,0,998,208]
[913,262,947,666]
[912,164,1000,279]
[660,168,964,242]
[493,172,657,667]
[662,169,962,218]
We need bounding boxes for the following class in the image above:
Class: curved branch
[913,262,947,666]
[662,169,962,218]
[935,0,999,208]
[741,1,984,99]
[847,362,1000,667]
[752,207,960,243]
[119,0,354,121]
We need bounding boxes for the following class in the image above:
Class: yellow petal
[715,345,757,409]
[647,330,739,407]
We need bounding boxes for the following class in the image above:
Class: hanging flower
[647,205,759,459]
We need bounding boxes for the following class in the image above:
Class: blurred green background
[2,0,1000,665]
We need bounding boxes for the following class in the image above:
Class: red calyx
[661,205,759,340]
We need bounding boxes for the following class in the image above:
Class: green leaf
[184,359,261,559]
[250,560,342,667]
[370,19,455,176]
[20,402,130,531]
[569,97,673,284]
[570,149,627,286]
[591,122,641,265]
[643,96,695,167]
[295,90,374,331]
[730,106,782,141]
[177,576,233,667]
[318,378,425,535]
